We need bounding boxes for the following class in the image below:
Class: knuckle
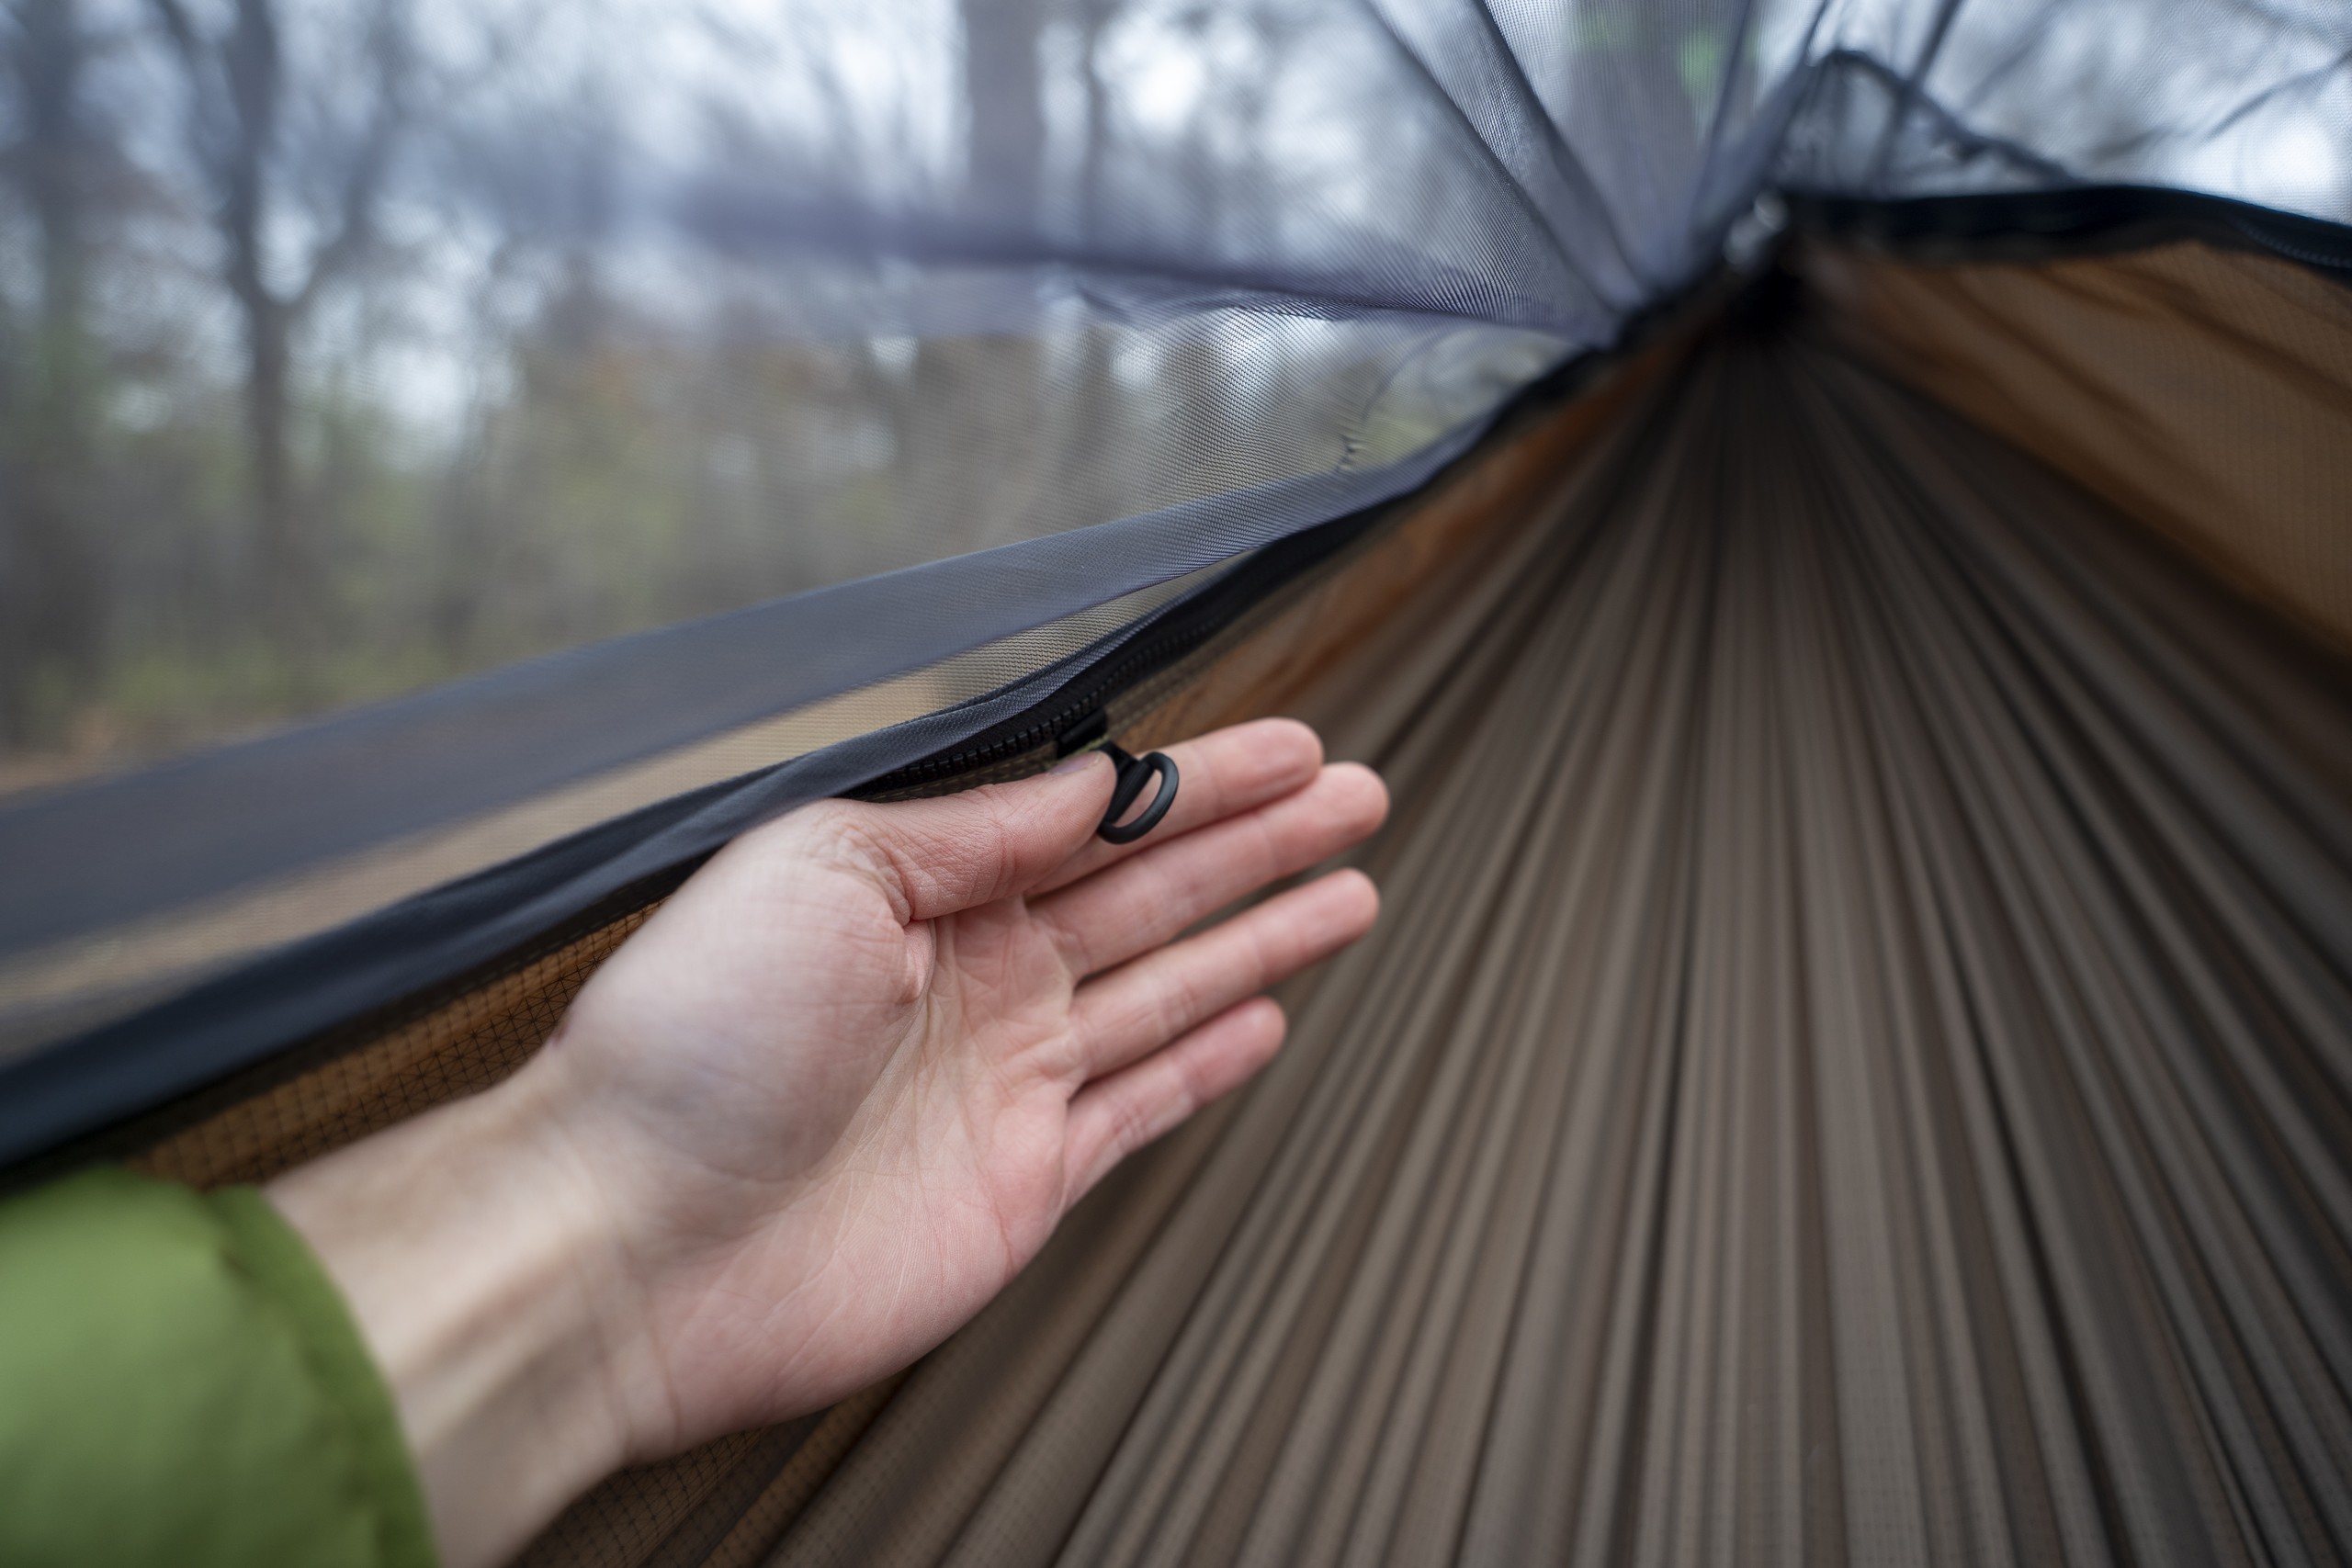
[1108,1093,1164,1162]
[810,806,885,872]
[803,805,916,915]
[1154,968,1204,1041]
[970,788,1028,899]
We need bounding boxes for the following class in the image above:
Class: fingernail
[1050,750,1103,775]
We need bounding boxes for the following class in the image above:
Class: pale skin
[268,718,1387,1568]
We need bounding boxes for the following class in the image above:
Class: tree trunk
[962,0,1045,225]
[1053,1,1124,530]
[899,0,1049,556]
[3,0,101,745]
[243,296,299,631]
[215,0,311,643]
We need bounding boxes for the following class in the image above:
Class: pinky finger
[1062,996,1287,1203]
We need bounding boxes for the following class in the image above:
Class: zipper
[854,502,1386,797]
[852,604,1231,794]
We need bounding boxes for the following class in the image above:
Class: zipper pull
[1057,711,1180,844]
[1095,742,1180,844]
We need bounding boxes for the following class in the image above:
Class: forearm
[256,725,1379,1566]
[269,1060,658,1568]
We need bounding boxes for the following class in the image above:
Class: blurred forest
[11,0,2332,794]
[0,0,1575,790]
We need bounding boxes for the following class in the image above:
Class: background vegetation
[2,0,1557,789]
[14,0,2330,793]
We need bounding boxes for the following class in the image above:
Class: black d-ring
[1097,743,1180,844]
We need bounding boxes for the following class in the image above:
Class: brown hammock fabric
[100,245,2352,1565]
[1796,238,2352,649]
[714,321,2352,1568]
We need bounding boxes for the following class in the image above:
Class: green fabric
[0,1168,440,1568]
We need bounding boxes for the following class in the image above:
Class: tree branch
[294,0,406,317]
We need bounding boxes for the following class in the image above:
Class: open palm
[536,718,1388,1456]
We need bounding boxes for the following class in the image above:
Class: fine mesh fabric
[1777,0,2352,211]
[0,567,1219,1065]
[4,0,2346,1095]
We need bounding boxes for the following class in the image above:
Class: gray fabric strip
[0,409,1503,959]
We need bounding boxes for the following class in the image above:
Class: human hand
[269,719,1386,1568]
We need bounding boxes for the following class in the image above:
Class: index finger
[1029,718,1328,897]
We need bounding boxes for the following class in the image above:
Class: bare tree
[966,0,1046,221]
[146,0,409,639]
[899,0,1049,552]
[2,0,102,742]
[1046,0,1128,533]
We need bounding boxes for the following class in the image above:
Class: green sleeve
[0,1167,440,1568]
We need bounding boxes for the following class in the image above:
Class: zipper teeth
[864,472,1383,794]
[871,614,1224,787]
[2229,213,2352,272]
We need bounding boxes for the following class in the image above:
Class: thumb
[834,750,1116,921]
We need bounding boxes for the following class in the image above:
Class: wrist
[268,1061,663,1568]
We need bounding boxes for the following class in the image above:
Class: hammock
[1,3,2348,1562]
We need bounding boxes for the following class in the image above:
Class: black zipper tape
[1783,185,2352,276]
[848,506,1385,798]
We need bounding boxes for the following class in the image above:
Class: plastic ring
[1098,750,1180,844]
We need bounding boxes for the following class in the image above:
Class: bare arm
[267,719,1387,1568]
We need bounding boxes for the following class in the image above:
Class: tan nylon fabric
[1797,237,2352,650]
[766,322,2352,1566]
